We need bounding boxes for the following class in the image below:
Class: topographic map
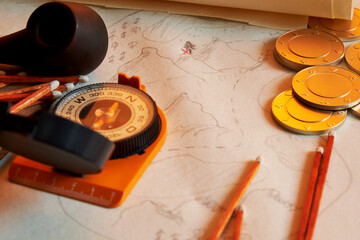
[0,1,359,240]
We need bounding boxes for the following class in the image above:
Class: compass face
[53,83,159,146]
[79,100,132,131]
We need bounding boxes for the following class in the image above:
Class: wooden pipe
[0,1,108,75]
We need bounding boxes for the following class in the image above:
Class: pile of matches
[0,69,88,115]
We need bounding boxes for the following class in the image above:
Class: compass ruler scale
[7,73,167,208]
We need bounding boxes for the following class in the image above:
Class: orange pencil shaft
[304,133,335,240]
[297,147,323,240]
[0,75,84,84]
[209,158,261,240]
[233,207,244,240]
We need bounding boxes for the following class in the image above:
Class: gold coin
[272,89,347,135]
[274,29,344,71]
[308,8,360,41]
[292,66,360,110]
[345,41,360,75]
[350,103,360,117]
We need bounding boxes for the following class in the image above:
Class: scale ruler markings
[9,164,122,207]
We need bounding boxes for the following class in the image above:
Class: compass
[6,75,167,207]
[53,83,161,159]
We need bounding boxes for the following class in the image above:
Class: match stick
[297,147,324,240]
[209,156,262,240]
[233,206,244,240]
[0,146,8,160]
[0,90,62,102]
[4,82,75,97]
[0,82,10,89]
[48,91,62,100]
[17,72,27,76]
[21,90,63,109]
[0,75,88,84]
[0,82,53,96]
[10,80,59,114]
[55,83,75,92]
[0,80,73,102]
[304,131,335,240]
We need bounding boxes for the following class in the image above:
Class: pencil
[297,147,324,240]
[233,206,244,240]
[304,131,335,240]
[9,80,59,114]
[209,156,262,240]
[0,75,88,84]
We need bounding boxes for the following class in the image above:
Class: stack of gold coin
[272,88,347,135]
[272,66,360,134]
[272,9,360,135]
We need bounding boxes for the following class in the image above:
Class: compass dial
[53,83,161,159]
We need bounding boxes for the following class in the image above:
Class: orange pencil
[304,131,335,240]
[209,156,262,240]
[233,206,244,240]
[297,147,324,240]
[0,75,88,84]
[10,80,59,114]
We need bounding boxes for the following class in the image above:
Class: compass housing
[53,83,161,159]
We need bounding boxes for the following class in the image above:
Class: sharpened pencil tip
[256,156,264,163]
[316,147,324,154]
[237,205,244,212]
[232,205,244,217]
[329,131,336,137]
[79,75,89,83]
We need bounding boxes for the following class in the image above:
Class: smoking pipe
[0,1,108,75]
